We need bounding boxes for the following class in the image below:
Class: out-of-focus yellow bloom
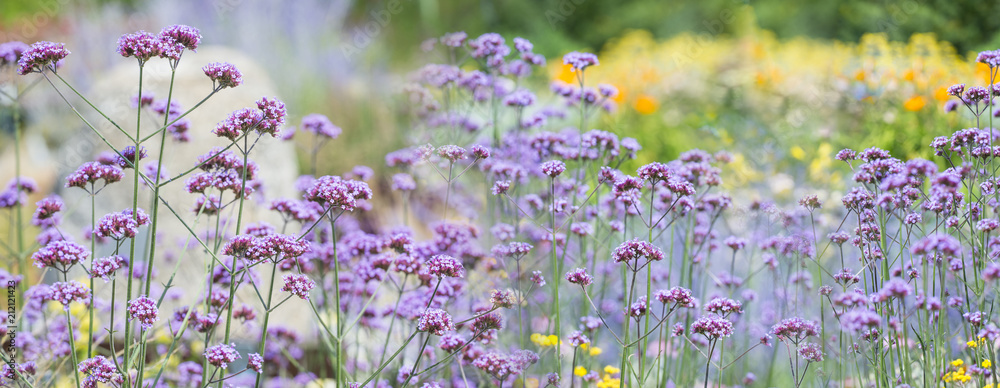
[589,346,603,356]
[903,95,926,111]
[902,69,916,81]
[634,94,657,115]
[574,366,587,376]
[854,70,866,81]
[983,359,992,368]
[934,86,950,102]
[523,378,540,388]
[604,365,621,375]
[530,333,561,347]
[968,340,979,348]
[952,359,964,367]
[789,146,806,161]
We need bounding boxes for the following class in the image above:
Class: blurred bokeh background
[2,0,999,196]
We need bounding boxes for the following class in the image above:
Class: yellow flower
[574,366,587,377]
[548,335,560,346]
[903,95,926,111]
[952,359,964,367]
[789,146,806,161]
[589,346,603,356]
[968,340,979,348]
[579,343,589,351]
[604,365,621,375]
[634,94,658,115]
[984,359,992,368]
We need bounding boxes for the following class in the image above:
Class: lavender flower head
[203,62,243,89]
[204,343,241,369]
[91,255,128,281]
[115,146,148,169]
[127,295,159,331]
[16,41,70,75]
[301,113,342,139]
[66,162,125,189]
[248,353,264,373]
[437,145,468,162]
[97,208,151,240]
[612,239,665,265]
[563,51,598,72]
[565,268,594,286]
[426,255,465,278]
[691,315,734,340]
[160,24,201,51]
[78,356,124,388]
[32,241,89,270]
[49,281,90,310]
[0,41,29,67]
[417,308,455,336]
[540,160,566,178]
[798,343,824,362]
[281,274,316,300]
[655,286,696,308]
[116,30,174,63]
[771,317,820,343]
[305,175,373,211]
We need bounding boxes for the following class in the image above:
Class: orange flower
[634,94,658,115]
[903,95,926,111]
[854,70,866,81]
[933,86,949,102]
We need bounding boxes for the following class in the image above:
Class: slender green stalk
[254,261,280,387]
[122,63,145,387]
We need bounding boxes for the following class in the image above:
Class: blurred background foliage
[1,0,998,200]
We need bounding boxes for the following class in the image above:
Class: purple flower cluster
[771,317,820,343]
[204,343,241,369]
[417,308,455,335]
[78,356,124,388]
[305,175,373,211]
[203,62,243,89]
[16,41,69,75]
[127,295,159,331]
[281,274,316,300]
[564,268,594,286]
[32,241,89,270]
[691,315,734,340]
[48,281,90,310]
[96,208,151,240]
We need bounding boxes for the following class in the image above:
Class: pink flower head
[127,295,159,331]
[691,315,733,340]
[91,255,128,281]
[16,41,69,75]
[300,113,342,139]
[117,31,174,63]
[612,239,664,265]
[798,343,824,362]
[204,343,241,369]
[655,286,696,308]
[32,240,89,270]
[417,308,455,336]
[771,317,820,343]
[437,145,468,162]
[540,160,566,178]
[31,195,63,228]
[305,175,373,211]
[564,268,594,286]
[49,280,90,310]
[281,274,316,300]
[256,97,287,136]
[78,356,124,388]
[563,51,598,72]
[426,255,465,278]
[97,208,151,240]
[203,62,243,89]
[66,162,125,189]
[159,24,201,52]
[248,353,263,373]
